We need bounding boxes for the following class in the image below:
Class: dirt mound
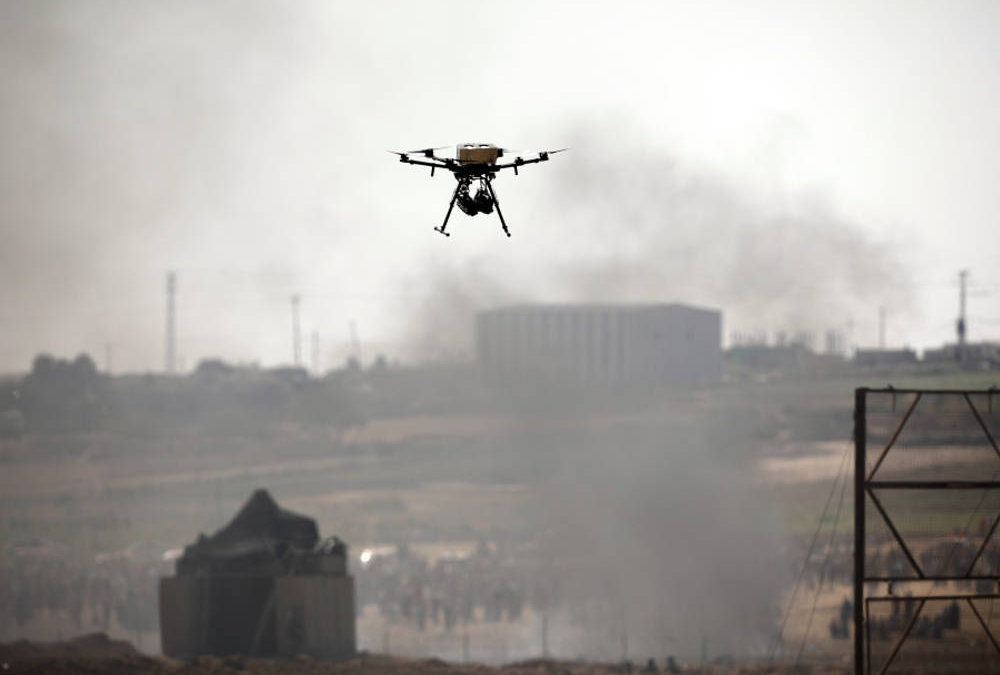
[0,633,163,675]
[0,632,141,659]
[0,633,169,675]
[0,633,165,674]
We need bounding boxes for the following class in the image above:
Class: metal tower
[291,294,301,367]
[956,269,968,361]
[166,272,176,374]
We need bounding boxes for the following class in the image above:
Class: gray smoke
[391,127,905,658]
[399,126,914,362]
[0,1,345,372]
[395,257,526,364]
[546,129,914,333]
[525,414,786,660]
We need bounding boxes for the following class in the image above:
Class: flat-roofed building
[476,303,722,386]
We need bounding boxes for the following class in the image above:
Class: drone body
[391,143,566,237]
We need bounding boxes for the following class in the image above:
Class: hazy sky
[2,0,998,373]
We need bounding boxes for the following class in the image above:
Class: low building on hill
[853,348,919,367]
[923,342,1000,368]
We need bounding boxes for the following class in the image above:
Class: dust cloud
[398,125,914,362]
[0,3,910,665]
[545,129,914,336]
[390,126,906,659]
[519,411,786,660]
[0,1,352,372]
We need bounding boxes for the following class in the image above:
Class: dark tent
[176,489,318,575]
[162,488,353,659]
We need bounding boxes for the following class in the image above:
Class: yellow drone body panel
[457,143,500,165]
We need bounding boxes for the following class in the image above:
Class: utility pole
[291,294,302,367]
[166,272,176,374]
[349,320,362,366]
[956,269,968,362]
[311,330,320,375]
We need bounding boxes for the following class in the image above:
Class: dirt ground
[0,634,852,675]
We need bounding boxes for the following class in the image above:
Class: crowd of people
[1,539,165,644]
[867,535,1000,585]
[355,541,555,632]
[7,531,997,652]
[867,597,962,641]
[796,532,1000,588]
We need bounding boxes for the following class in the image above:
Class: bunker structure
[159,489,355,659]
[476,303,722,387]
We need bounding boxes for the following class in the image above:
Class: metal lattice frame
[854,387,1000,674]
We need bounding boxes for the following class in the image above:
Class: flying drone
[390,143,567,237]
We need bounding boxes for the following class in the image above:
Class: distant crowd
[355,541,555,631]
[1,542,165,644]
[4,538,557,643]
[797,531,1000,589]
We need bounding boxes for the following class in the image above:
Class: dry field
[5,373,997,670]
[0,406,858,666]
[0,633,853,675]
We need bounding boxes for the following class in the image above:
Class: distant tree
[71,353,97,380]
[20,353,107,432]
[194,358,236,379]
[31,354,55,377]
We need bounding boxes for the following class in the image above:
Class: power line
[768,439,853,663]
[794,446,852,667]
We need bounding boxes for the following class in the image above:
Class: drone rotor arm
[395,156,456,171]
[398,145,450,158]
[493,156,544,171]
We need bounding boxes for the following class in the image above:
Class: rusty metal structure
[854,387,1000,674]
[159,489,355,659]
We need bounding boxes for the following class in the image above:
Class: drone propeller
[498,147,530,157]
[500,147,569,153]
[533,148,567,161]
[498,147,570,161]
[404,146,450,157]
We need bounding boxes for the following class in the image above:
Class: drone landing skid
[435,179,463,237]
[435,175,511,238]
[484,176,511,238]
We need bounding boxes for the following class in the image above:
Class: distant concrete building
[476,303,722,386]
[923,342,1000,367]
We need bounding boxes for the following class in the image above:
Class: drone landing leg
[435,179,463,237]
[484,176,510,238]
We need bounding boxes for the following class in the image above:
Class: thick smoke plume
[521,414,786,660]
[392,129,907,659]
[0,2,351,373]
[400,127,913,362]
[546,131,914,332]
